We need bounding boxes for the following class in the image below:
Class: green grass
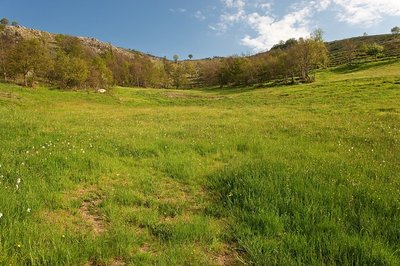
[0,60,399,265]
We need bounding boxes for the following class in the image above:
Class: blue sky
[2,0,399,59]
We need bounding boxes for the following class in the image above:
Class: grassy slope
[0,60,399,265]
[327,34,400,66]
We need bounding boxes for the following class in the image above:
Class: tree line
[0,24,329,90]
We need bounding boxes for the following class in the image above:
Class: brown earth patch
[79,192,106,235]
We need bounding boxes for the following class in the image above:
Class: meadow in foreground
[0,60,399,265]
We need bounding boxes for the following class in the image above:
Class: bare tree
[343,39,358,65]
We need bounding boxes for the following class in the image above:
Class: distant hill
[0,25,162,62]
[2,25,399,66]
[1,24,398,90]
[326,34,400,66]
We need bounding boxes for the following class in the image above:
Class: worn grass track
[0,60,399,265]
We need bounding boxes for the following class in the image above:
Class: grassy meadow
[0,60,399,265]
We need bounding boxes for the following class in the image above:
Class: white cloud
[333,0,400,26]
[223,0,246,9]
[211,0,247,31]
[169,8,187,13]
[241,6,313,51]
[210,0,400,52]
[194,11,206,21]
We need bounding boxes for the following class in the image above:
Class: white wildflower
[27,208,31,213]
[0,213,3,218]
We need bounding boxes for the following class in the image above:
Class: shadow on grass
[331,60,397,74]
[196,81,300,95]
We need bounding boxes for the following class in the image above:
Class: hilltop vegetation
[326,34,400,66]
[0,24,329,90]
[1,22,399,91]
[0,58,399,264]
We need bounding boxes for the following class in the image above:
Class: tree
[171,62,188,89]
[56,35,86,58]
[311,28,324,42]
[365,43,384,59]
[343,39,358,65]
[8,39,52,87]
[0,18,9,25]
[87,56,113,89]
[173,54,179,63]
[292,38,329,82]
[0,34,13,81]
[198,59,222,87]
[52,52,89,89]
[391,26,400,34]
[188,54,193,60]
[271,38,298,51]
[11,21,19,27]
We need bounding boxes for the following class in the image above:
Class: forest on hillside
[0,20,396,91]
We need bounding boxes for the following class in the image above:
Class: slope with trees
[0,21,399,91]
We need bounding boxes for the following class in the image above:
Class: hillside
[0,25,159,62]
[326,34,400,66]
[1,24,399,91]
[0,60,399,265]
[3,24,399,68]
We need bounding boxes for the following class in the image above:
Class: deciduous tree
[8,39,51,86]
[0,18,9,25]
[391,26,400,34]
[343,39,358,65]
[364,43,384,60]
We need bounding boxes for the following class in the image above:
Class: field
[0,60,399,265]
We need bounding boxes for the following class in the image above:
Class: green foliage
[7,39,52,87]
[52,52,89,89]
[271,38,298,50]
[364,43,385,59]
[87,57,113,89]
[56,35,86,58]
[311,28,325,42]
[1,27,398,91]
[173,54,179,64]
[0,18,9,25]
[391,26,400,34]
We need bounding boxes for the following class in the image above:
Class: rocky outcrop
[0,25,159,62]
